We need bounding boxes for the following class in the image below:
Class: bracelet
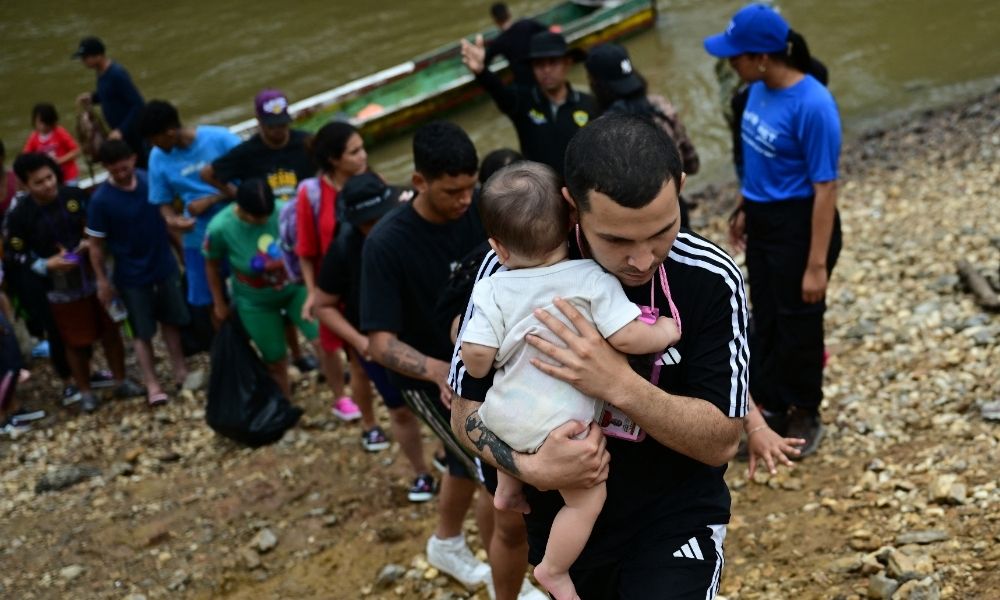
[746,425,767,438]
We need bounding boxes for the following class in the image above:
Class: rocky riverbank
[2,90,998,600]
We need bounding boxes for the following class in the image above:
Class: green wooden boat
[229,0,658,143]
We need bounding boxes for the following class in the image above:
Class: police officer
[461,31,596,176]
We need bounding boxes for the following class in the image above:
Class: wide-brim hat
[525,31,585,62]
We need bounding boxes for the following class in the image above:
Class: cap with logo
[71,36,106,59]
[703,4,790,58]
[341,172,408,227]
[254,89,293,127]
[585,43,643,96]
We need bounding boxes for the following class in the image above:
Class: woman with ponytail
[705,4,842,457]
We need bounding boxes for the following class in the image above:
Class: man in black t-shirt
[450,115,749,598]
[201,89,314,203]
[359,121,490,590]
[485,3,548,86]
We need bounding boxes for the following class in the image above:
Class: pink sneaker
[331,396,361,421]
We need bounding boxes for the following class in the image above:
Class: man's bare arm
[451,397,521,475]
[450,396,609,491]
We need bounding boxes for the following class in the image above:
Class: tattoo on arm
[381,338,429,379]
[464,412,519,476]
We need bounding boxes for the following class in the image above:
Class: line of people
[0,3,842,599]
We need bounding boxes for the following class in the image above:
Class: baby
[460,162,679,600]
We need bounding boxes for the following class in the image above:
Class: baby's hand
[655,316,681,348]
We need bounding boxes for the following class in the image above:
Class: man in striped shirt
[450,114,749,598]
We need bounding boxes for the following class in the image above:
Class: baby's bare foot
[534,562,579,600]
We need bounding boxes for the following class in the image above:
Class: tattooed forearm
[379,337,429,379]
[465,412,519,476]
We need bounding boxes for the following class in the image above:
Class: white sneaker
[486,576,550,600]
[426,535,491,590]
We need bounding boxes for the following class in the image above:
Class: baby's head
[480,161,569,267]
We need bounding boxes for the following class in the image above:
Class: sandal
[147,391,169,407]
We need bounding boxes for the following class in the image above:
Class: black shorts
[565,525,727,599]
[120,273,190,341]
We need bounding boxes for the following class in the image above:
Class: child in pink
[23,103,80,184]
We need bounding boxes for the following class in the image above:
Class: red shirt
[23,126,80,182]
[295,176,338,262]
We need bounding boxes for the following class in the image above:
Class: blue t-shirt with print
[148,125,241,248]
[740,75,841,203]
[86,170,177,288]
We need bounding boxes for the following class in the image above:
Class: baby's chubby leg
[494,471,532,514]
[533,482,607,600]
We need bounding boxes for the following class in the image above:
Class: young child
[460,162,680,600]
[22,103,81,185]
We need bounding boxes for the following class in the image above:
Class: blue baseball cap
[703,4,790,58]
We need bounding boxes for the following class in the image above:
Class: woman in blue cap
[704,4,842,457]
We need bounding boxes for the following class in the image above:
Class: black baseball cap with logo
[341,172,411,227]
[585,43,643,96]
[72,36,106,59]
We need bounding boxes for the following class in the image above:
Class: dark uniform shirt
[476,69,596,176]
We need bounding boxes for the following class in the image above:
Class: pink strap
[575,224,682,335]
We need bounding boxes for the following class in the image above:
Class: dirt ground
[1,91,997,600]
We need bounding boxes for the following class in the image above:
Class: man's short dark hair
[480,161,568,258]
[32,103,59,127]
[137,100,182,139]
[98,139,134,165]
[413,121,478,181]
[564,114,682,211]
[490,2,510,23]
[13,152,62,185]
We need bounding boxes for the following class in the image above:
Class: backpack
[278,177,323,282]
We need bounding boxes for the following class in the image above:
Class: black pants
[744,198,841,414]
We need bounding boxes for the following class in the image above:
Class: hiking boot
[426,534,491,590]
[80,392,99,413]
[361,426,390,452]
[114,380,146,399]
[786,407,825,458]
[408,473,437,503]
[62,385,82,407]
[292,355,319,373]
[331,396,361,421]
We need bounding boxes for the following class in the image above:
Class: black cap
[525,31,583,61]
[72,36,106,59]
[585,44,643,96]
[341,172,408,227]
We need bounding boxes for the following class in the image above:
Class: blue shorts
[184,248,216,307]
[358,356,404,409]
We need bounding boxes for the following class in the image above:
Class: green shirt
[203,205,289,302]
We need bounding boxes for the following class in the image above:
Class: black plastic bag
[206,315,302,446]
